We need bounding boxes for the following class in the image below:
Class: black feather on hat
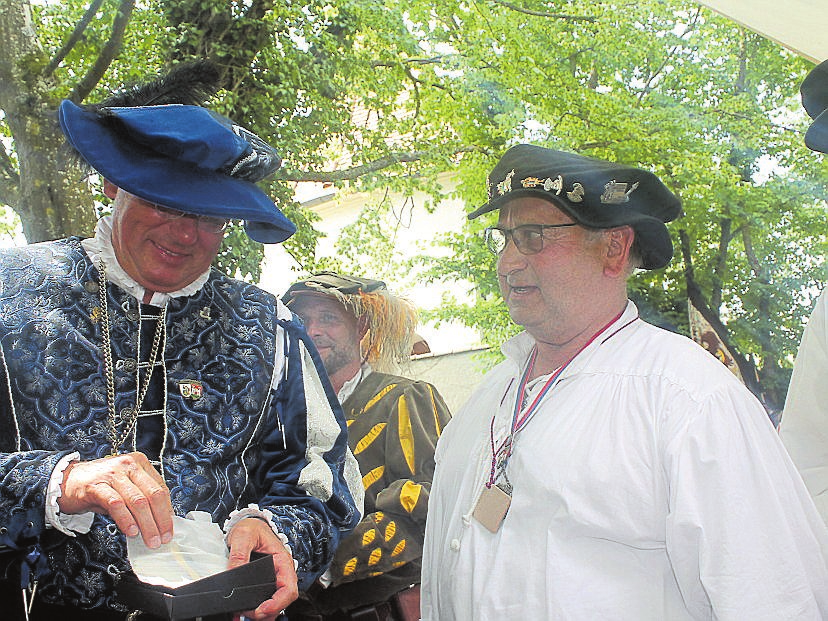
[801,59,828,154]
[96,59,221,109]
[468,144,682,270]
[61,60,221,172]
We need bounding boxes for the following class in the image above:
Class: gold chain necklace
[97,261,167,456]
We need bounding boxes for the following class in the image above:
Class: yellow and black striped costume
[301,370,451,614]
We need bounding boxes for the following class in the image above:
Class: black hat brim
[801,60,828,154]
[469,188,674,270]
[805,110,828,153]
[282,271,387,306]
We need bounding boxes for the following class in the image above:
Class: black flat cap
[282,271,386,306]
[801,59,828,153]
[468,144,682,269]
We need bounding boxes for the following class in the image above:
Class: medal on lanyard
[473,481,513,533]
[472,307,635,533]
[473,351,539,534]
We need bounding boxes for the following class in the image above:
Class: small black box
[116,553,276,620]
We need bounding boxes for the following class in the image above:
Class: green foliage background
[1,0,826,413]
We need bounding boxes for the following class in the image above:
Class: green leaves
[3,0,825,409]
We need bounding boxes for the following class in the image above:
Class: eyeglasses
[151,204,230,235]
[484,223,578,255]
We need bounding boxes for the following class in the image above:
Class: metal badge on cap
[496,169,516,196]
[520,175,563,194]
[601,180,640,204]
[499,168,587,204]
[567,183,585,203]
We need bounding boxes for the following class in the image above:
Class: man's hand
[226,517,299,621]
[58,452,174,548]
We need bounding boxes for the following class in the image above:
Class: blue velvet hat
[468,144,682,269]
[58,99,296,243]
[801,59,828,154]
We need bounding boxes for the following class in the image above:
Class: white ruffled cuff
[46,453,95,535]
[223,504,297,570]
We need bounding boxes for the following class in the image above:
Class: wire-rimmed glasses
[484,223,578,255]
[150,204,230,235]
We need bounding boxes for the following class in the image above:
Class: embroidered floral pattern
[0,238,359,608]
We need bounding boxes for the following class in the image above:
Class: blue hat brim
[59,100,295,244]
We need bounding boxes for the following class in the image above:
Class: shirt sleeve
[663,379,828,620]
[780,289,828,522]
[45,452,94,535]
[245,316,362,590]
[328,380,452,586]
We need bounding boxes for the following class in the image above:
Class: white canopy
[699,0,828,63]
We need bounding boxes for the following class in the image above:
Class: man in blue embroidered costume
[0,94,362,619]
[421,144,828,620]
[281,272,451,621]
[780,59,828,524]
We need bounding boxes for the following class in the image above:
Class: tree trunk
[0,0,97,243]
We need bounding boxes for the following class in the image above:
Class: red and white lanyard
[486,308,639,489]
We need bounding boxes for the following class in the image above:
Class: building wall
[406,347,493,415]
[259,172,483,357]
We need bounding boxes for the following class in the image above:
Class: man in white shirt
[421,144,828,620]
[780,59,828,523]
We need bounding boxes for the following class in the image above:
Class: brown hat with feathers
[282,271,418,371]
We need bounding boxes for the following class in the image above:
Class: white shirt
[781,289,828,523]
[422,301,828,621]
[337,363,371,404]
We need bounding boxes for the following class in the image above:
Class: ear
[603,226,634,277]
[103,179,119,199]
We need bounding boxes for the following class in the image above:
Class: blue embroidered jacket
[0,238,360,610]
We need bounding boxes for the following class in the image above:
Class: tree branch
[371,56,448,68]
[741,223,785,412]
[489,0,596,21]
[734,29,748,94]
[678,227,761,398]
[0,140,20,206]
[406,67,422,117]
[275,147,476,183]
[68,0,136,103]
[741,223,768,283]
[369,57,454,98]
[45,0,106,76]
[405,65,453,97]
[710,217,733,311]
[245,0,274,21]
[636,7,701,104]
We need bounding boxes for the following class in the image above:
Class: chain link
[98,261,167,455]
